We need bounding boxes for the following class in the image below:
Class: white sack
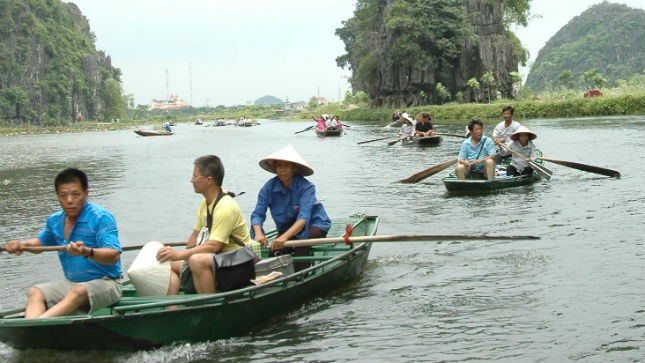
[127,241,171,296]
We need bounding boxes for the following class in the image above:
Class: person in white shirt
[493,105,522,163]
[398,113,415,140]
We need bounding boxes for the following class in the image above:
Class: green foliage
[526,3,645,92]
[0,0,126,124]
[435,83,450,104]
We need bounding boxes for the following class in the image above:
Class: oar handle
[1,241,186,253]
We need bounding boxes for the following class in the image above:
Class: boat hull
[442,171,541,193]
[315,128,343,137]
[0,215,378,350]
[133,130,173,136]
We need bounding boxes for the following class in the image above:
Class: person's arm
[458,141,471,167]
[250,185,271,246]
[68,241,120,264]
[270,219,306,251]
[3,237,42,255]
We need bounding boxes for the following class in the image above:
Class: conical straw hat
[511,125,537,141]
[259,144,314,176]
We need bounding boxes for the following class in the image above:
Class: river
[0,116,643,362]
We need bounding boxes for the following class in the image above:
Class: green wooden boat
[0,214,379,351]
[442,167,541,193]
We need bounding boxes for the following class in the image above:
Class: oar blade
[529,161,552,180]
[398,158,457,184]
[540,157,620,178]
[294,125,314,134]
[387,138,401,146]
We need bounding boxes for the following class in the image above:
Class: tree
[435,82,450,104]
[557,70,574,89]
[466,78,480,103]
[480,71,495,103]
[582,69,606,89]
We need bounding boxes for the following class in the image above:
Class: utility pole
[165,68,169,100]
[189,62,193,107]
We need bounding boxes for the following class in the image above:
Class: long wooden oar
[284,233,540,248]
[294,125,314,134]
[398,158,458,183]
[538,156,620,178]
[357,136,395,145]
[0,242,186,254]
[436,132,467,138]
[497,143,553,180]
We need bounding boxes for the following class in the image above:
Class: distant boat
[400,135,442,147]
[134,130,173,137]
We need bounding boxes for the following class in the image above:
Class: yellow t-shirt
[194,194,252,253]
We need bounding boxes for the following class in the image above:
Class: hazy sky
[66,0,644,107]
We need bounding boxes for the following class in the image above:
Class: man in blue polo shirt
[456,119,497,181]
[4,168,122,318]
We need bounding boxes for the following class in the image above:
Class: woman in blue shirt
[250,144,331,271]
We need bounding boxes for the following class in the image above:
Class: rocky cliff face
[0,1,121,123]
[457,0,518,100]
[348,0,520,107]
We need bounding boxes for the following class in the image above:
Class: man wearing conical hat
[506,126,539,176]
[250,144,331,271]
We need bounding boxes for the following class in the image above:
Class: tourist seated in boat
[414,112,436,137]
[398,113,415,140]
[163,121,173,133]
[455,119,497,181]
[506,126,538,176]
[326,115,342,130]
[250,144,331,271]
[493,105,522,164]
[3,168,123,318]
[156,155,255,294]
[312,114,328,131]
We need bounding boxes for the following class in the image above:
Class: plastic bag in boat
[127,241,171,296]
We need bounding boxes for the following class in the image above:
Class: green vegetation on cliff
[526,2,645,92]
[0,0,126,124]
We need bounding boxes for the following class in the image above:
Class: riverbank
[1,93,644,136]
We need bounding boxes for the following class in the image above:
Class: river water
[0,116,643,363]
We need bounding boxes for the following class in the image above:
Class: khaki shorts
[35,277,122,314]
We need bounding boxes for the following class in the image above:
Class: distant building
[315,96,329,105]
[150,94,190,110]
[283,99,307,111]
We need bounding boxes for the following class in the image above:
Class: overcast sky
[67,0,644,107]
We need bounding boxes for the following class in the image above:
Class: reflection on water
[0,117,644,362]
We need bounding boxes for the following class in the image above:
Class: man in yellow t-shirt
[156,155,254,294]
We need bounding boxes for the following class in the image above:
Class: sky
[66,0,645,107]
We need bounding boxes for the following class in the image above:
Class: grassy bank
[336,93,645,126]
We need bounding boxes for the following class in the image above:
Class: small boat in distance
[133,130,173,137]
[400,135,442,147]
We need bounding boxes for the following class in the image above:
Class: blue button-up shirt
[250,175,331,240]
[459,136,497,171]
[38,201,122,282]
